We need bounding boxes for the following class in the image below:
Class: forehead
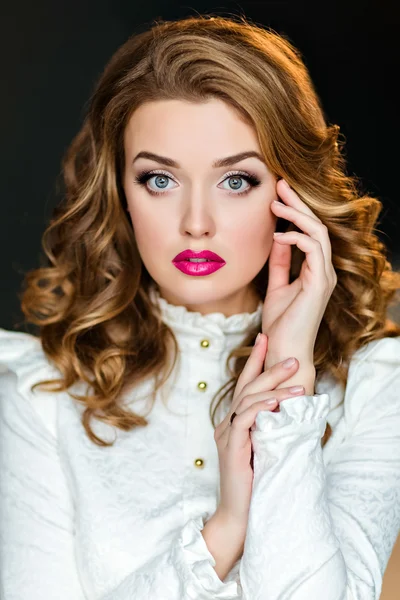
[124,98,261,162]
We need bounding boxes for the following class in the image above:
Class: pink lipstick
[172,249,226,277]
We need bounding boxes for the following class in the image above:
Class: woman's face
[123,98,278,316]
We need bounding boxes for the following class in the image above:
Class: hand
[213,333,305,531]
[263,179,337,374]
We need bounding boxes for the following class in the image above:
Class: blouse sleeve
[239,336,400,600]
[0,328,239,600]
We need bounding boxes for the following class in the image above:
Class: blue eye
[220,172,260,194]
[133,170,261,197]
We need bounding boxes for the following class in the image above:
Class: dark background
[1,0,399,330]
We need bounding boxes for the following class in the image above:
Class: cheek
[229,211,275,254]
[126,201,174,254]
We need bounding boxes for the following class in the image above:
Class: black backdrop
[1,0,399,329]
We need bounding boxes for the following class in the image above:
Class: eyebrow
[132,150,266,169]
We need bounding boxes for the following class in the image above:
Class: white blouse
[1,286,400,600]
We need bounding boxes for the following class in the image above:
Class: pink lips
[172,249,226,277]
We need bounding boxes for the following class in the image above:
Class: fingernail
[264,398,277,406]
[255,333,262,345]
[289,385,304,394]
[273,232,284,236]
[281,178,290,188]
[283,357,296,368]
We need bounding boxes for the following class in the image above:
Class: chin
[159,280,231,305]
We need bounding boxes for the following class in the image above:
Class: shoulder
[347,335,400,386]
[344,335,400,426]
[350,335,400,366]
[0,328,62,438]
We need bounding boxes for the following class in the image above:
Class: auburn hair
[19,14,400,447]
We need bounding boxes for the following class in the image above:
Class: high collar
[147,285,344,412]
[149,285,263,353]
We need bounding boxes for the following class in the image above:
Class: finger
[275,179,333,274]
[238,355,299,398]
[215,334,268,440]
[272,232,327,282]
[235,385,305,415]
[272,201,332,265]
[266,236,292,291]
[217,364,303,442]
[227,399,278,450]
[276,178,321,220]
[233,333,267,401]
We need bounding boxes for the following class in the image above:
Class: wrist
[264,358,316,395]
[277,373,315,395]
[204,509,247,551]
[201,511,246,581]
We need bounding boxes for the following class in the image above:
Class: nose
[179,189,216,239]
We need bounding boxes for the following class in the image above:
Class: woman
[1,13,400,600]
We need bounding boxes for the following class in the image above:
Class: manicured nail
[289,385,304,394]
[273,232,285,236]
[255,333,262,345]
[283,357,296,368]
[281,178,290,188]
[264,398,277,406]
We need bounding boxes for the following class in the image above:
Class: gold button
[197,381,207,391]
[200,339,210,348]
[194,458,205,468]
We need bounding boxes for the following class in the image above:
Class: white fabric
[1,286,400,599]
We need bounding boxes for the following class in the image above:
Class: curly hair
[19,14,400,447]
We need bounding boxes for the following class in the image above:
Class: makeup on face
[172,249,226,277]
[132,167,262,198]
[123,99,277,315]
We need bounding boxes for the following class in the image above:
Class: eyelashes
[133,169,262,197]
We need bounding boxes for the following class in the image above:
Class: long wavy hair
[19,14,400,447]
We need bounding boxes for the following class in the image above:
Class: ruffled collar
[149,284,263,345]
[147,286,344,413]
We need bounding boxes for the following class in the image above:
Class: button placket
[192,338,212,470]
[197,338,210,392]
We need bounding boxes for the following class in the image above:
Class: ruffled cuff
[178,515,240,599]
[252,393,330,454]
